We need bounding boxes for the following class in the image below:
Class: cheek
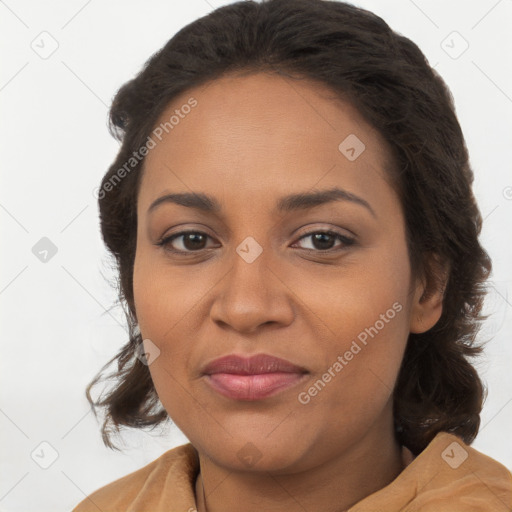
[132,251,200,427]
[133,247,201,341]
[292,240,411,409]
[288,240,411,346]
[336,245,411,386]
[132,246,217,393]
[296,300,409,442]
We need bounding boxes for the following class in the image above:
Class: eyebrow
[147,187,376,218]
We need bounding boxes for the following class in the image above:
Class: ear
[409,253,449,334]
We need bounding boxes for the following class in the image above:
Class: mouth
[201,353,309,401]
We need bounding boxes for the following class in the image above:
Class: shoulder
[71,442,199,512]
[350,432,512,512]
[410,432,512,511]
[403,432,512,511]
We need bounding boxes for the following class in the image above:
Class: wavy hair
[86,0,492,455]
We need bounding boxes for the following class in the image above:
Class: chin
[195,430,314,474]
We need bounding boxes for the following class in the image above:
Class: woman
[73,0,512,510]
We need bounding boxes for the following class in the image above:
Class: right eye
[156,230,218,254]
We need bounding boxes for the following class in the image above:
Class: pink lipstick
[202,353,308,401]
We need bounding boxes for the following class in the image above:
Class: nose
[209,243,295,334]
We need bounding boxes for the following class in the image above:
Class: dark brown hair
[87,0,492,455]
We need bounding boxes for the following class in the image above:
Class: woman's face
[133,72,438,472]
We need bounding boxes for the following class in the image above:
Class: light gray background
[1,1,511,511]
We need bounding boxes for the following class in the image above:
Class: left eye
[293,231,355,251]
[157,230,355,254]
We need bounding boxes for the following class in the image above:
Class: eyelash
[156,229,356,255]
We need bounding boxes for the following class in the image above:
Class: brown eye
[293,230,355,252]
[157,231,214,253]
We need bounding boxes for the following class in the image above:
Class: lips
[202,353,308,375]
[202,353,309,401]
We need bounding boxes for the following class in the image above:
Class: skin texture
[133,72,445,512]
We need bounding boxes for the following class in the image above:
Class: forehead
[137,71,395,216]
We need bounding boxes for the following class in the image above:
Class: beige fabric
[72,432,512,511]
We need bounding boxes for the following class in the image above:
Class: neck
[194,426,403,512]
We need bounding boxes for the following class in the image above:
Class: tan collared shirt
[72,432,512,511]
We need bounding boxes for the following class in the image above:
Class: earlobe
[409,255,449,334]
